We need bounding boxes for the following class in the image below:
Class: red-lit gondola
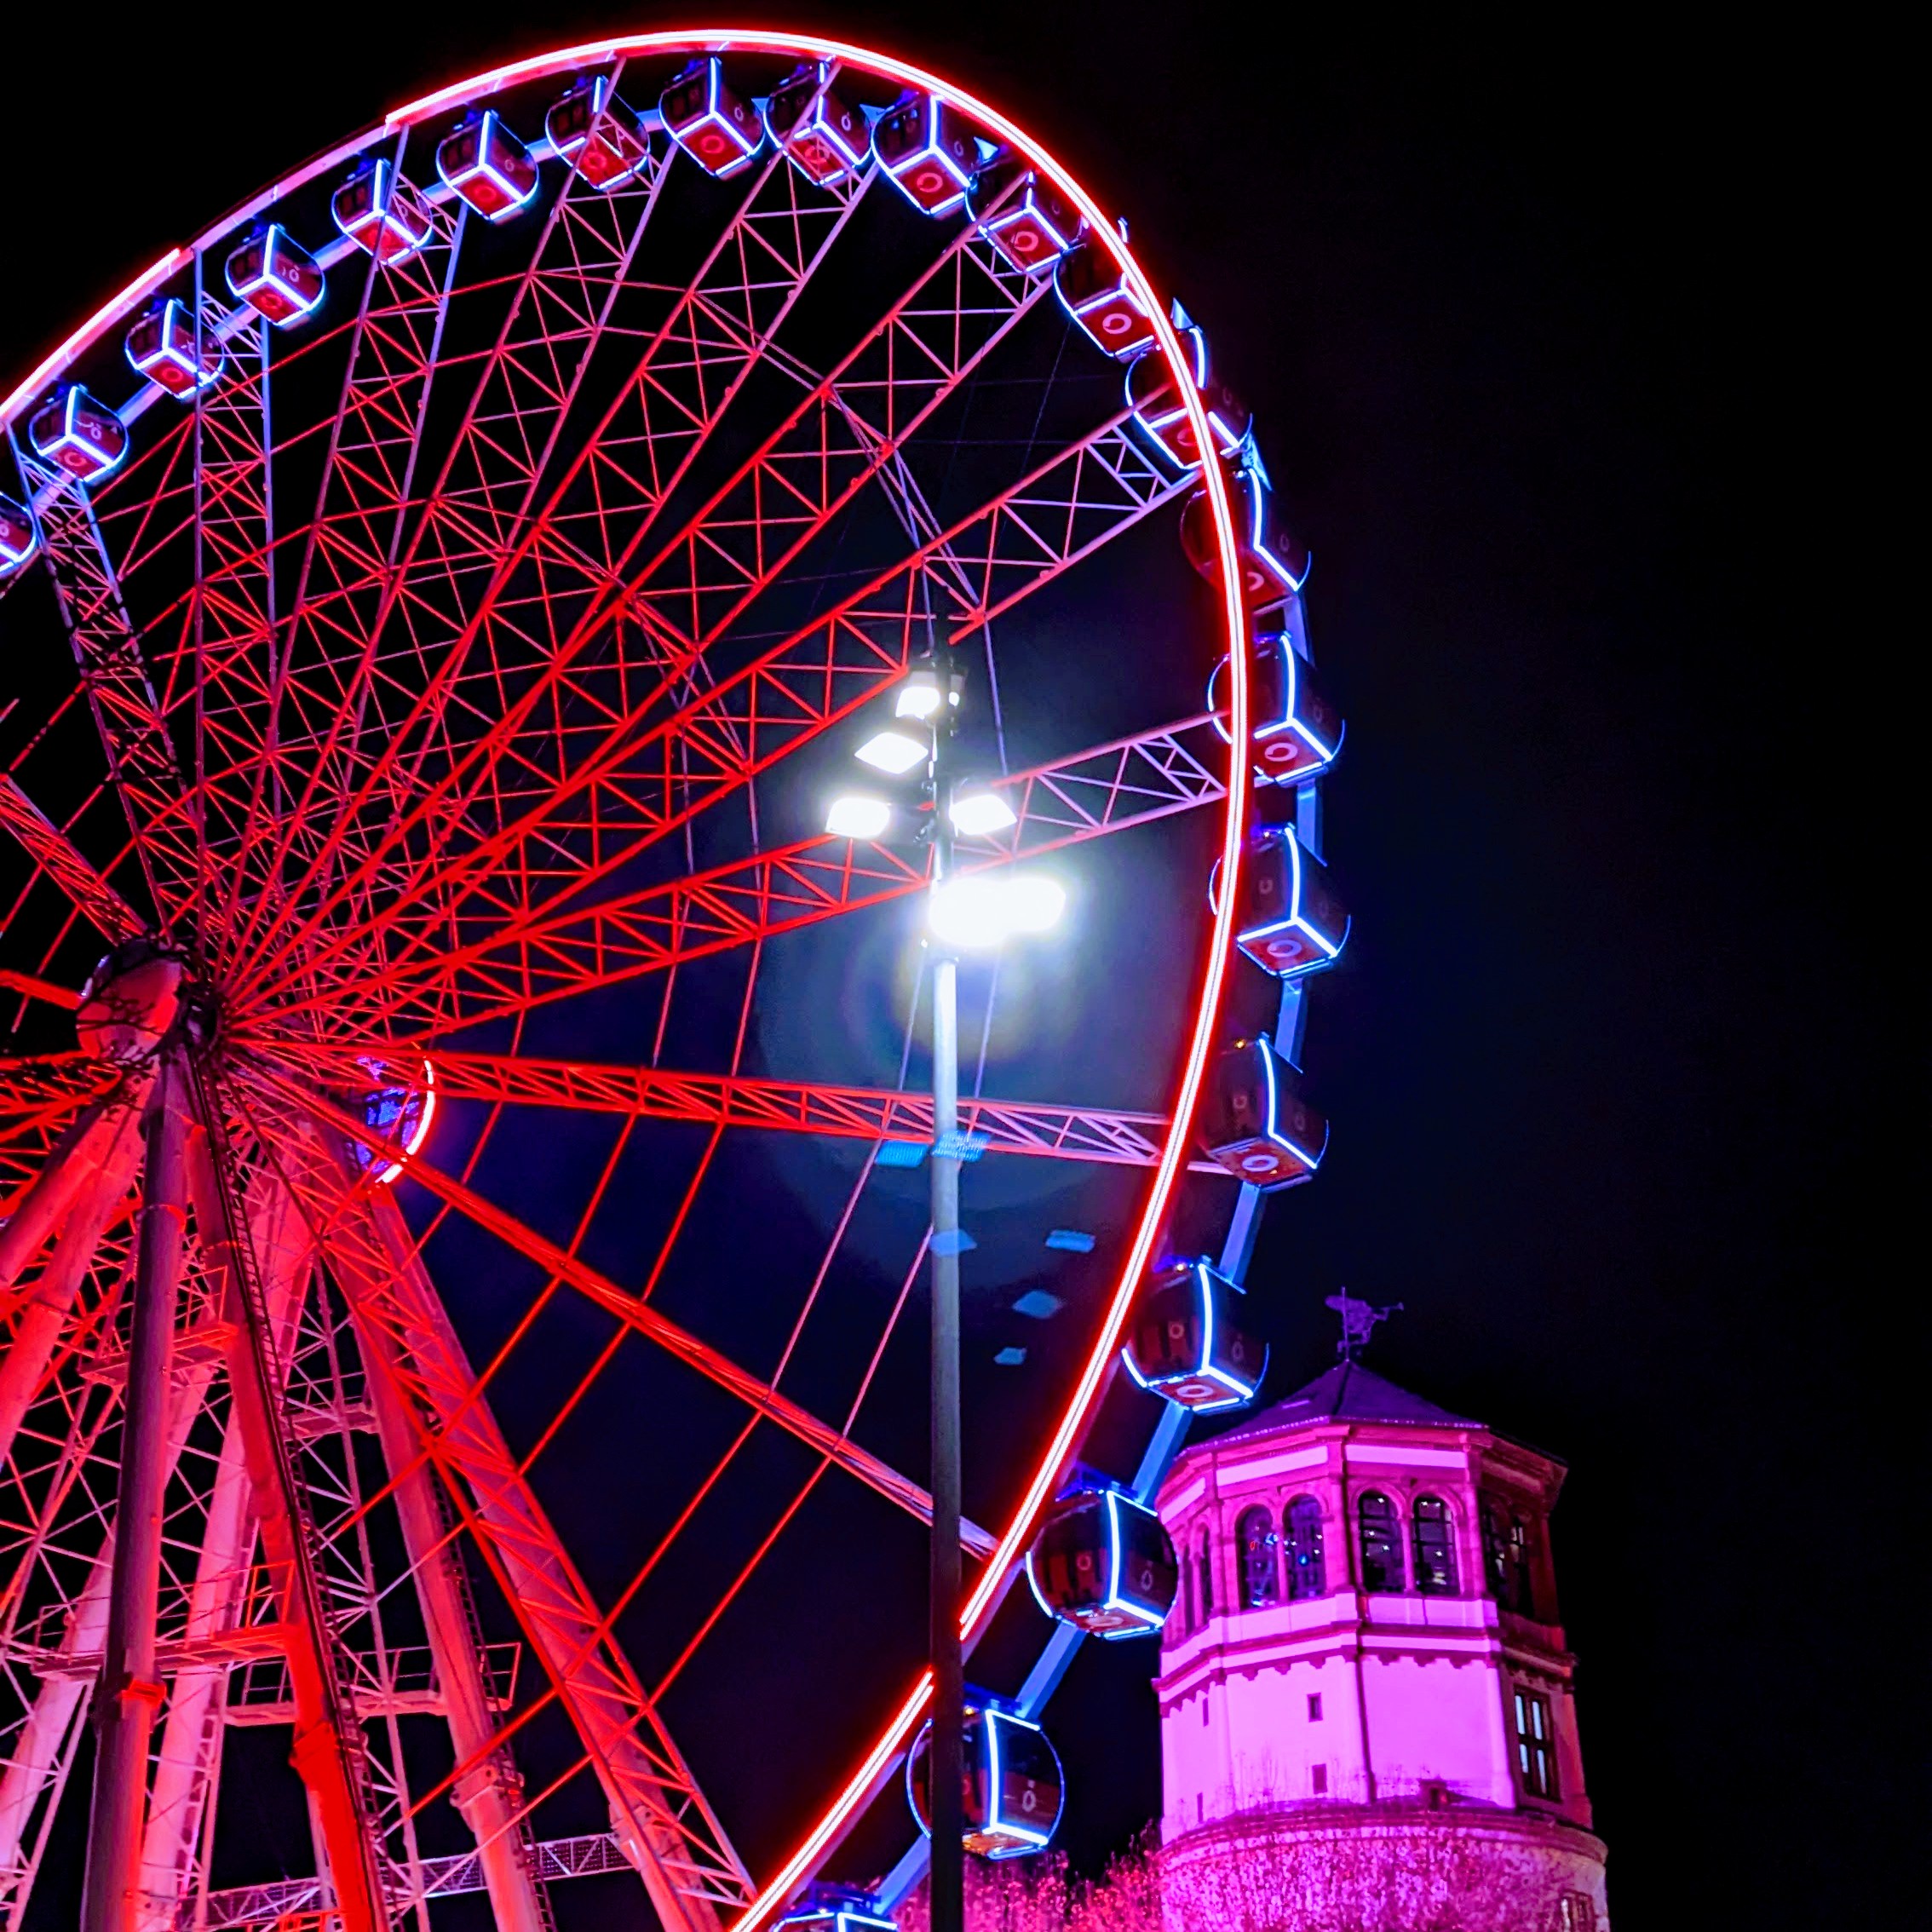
[224,224,325,325]
[26,388,128,483]
[660,57,762,177]
[124,298,224,396]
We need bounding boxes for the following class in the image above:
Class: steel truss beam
[9,454,196,934]
[249,1069,996,1560]
[251,1118,750,1932]
[0,777,142,946]
[256,709,1226,1042]
[243,418,1189,1034]
[224,102,869,986]
[267,1045,1213,1175]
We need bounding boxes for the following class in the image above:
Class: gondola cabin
[1026,1486,1177,1637]
[970,157,1078,274]
[1180,459,1309,600]
[1229,825,1348,977]
[547,77,658,191]
[332,160,434,261]
[777,1885,897,1932]
[1210,627,1344,785]
[437,112,540,221]
[225,226,325,325]
[872,90,977,216]
[1124,1258,1266,1411]
[906,1703,1064,1858]
[1199,1034,1327,1188]
[0,495,35,574]
[660,58,762,178]
[124,299,223,397]
[1055,241,1158,358]
[764,63,868,186]
[349,1059,436,1185]
[1126,322,1251,469]
[27,388,128,483]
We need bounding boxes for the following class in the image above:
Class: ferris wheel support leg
[364,1351,551,1932]
[79,1053,190,1932]
[0,1114,141,1469]
[181,1130,386,1932]
[0,1076,146,1297]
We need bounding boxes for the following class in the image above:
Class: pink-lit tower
[1153,1314,1610,1931]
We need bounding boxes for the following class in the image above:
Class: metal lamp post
[834,651,1061,1932]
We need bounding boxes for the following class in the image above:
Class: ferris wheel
[0,31,1346,1932]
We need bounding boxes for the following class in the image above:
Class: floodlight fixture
[855,730,929,775]
[825,794,894,840]
[929,871,1067,950]
[948,788,1018,837]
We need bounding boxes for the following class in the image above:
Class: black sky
[2,9,1904,1926]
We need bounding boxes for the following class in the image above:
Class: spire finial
[1325,1291,1402,1361]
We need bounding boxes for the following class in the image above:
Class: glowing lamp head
[929,872,1064,950]
[854,730,928,776]
[947,788,1017,837]
[825,795,893,840]
[894,670,954,720]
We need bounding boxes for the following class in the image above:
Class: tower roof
[1211,1360,1482,1446]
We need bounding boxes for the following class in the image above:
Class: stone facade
[1153,1361,1608,1930]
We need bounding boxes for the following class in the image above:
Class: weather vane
[1325,1291,1403,1360]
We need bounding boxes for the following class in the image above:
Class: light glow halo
[1,32,1253,1924]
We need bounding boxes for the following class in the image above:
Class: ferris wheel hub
[74,937,187,1065]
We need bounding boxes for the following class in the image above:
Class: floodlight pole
[927,654,965,1932]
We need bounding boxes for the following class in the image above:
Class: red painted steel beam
[235,423,1192,1038]
[246,710,1225,1043]
[0,774,144,945]
[265,1044,1220,1176]
[249,1067,998,1561]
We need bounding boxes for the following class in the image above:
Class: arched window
[1412,1495,1458,1596]
[1285,1495,1326,1601]
[1196,1530,1214,1624]
[1180,1532,1196,1631]
[1481,1495,1536,1616]
[1358,1491,1404,1593]
[1236,1505,1280,1608]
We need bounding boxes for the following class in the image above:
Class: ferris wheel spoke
[6,445,203,936]
[251,709,1223,1043]
[265,1043,1197,1175]
[245,205,1045,994]
[253,1067,996,1564]
[247,1124,756,1927]
[229,122,871,986]
[239,410,1183,1017]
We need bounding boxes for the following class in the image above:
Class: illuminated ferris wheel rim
[2,29,1254,1930]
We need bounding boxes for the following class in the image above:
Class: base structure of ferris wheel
[0,32,1342,1932]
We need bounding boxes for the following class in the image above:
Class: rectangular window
[1513,1688,1559,1798]
[1558,1895,1595,1932]
[1307,1693,1323,1722]
[1311,1763,1327,1795]
[1196,1793,1205,1824]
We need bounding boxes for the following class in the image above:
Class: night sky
[3,10,1897,1927]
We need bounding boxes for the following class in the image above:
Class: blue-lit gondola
[764,62,868,186]
[906,1700,1063,1858]
[332,160,434,261]
[777,1883,897,1932]
[1126,314,1250,469]
[1198,1033,1326,1188]
[1,495,37,574]
[1209,624,1344,786]
[27,388,128,483]
[547,76,659,191]
[1180,452,1308,599]
[1055,240,1158,358]
[225,225,325,325]
[872,89,978,216]
[660,57,762,177]
[1124,1256,1266,1411]
[437,112,540,222]
[970,155,1078,274]
[124,299,223,397]
[1026,1483,1177,1637]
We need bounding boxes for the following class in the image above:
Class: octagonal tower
[1153,1356,1609,1930]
